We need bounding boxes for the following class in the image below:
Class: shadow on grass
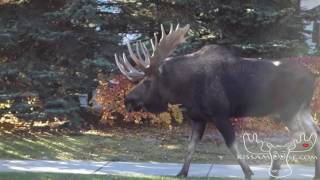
[0,130,234,163]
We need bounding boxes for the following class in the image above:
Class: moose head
[114,24,190,113]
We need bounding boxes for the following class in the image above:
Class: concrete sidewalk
[0,160,315,179]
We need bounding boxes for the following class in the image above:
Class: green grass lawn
[0,127,237,163]
[0,126,315,165]
[0,172,242,180]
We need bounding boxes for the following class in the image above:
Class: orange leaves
[95,75,183,127]
[96,75,143,125]
[168,104,184,124]
[311,79,320,120]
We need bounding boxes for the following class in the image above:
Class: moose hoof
[245,173,253,180]
[245,169,253,180]
[176,171,187,177]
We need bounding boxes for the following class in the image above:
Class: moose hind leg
[297,107,320,179]
[269,159,281,180]
[177,119,206,177]
[215,118,253,180]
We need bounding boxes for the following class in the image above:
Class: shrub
[95,75,183,128]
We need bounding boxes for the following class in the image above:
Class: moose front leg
[218,119,253,180]
[230,141,254,180]
[177,119,206,177]
[269,159,281,180]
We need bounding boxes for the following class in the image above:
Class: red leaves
[96,75,151,125]
[95,75,183,127]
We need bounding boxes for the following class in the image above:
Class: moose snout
[124,97,144,112]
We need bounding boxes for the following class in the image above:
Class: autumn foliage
[96,56,320,131]
[95,75,183,128]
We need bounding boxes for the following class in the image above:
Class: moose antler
[243,133,270,154]
[288,133,317,153]
[115,24,190,81]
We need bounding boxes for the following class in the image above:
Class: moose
[114,24,320,180]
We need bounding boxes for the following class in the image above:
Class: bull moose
[114,24,320,180]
